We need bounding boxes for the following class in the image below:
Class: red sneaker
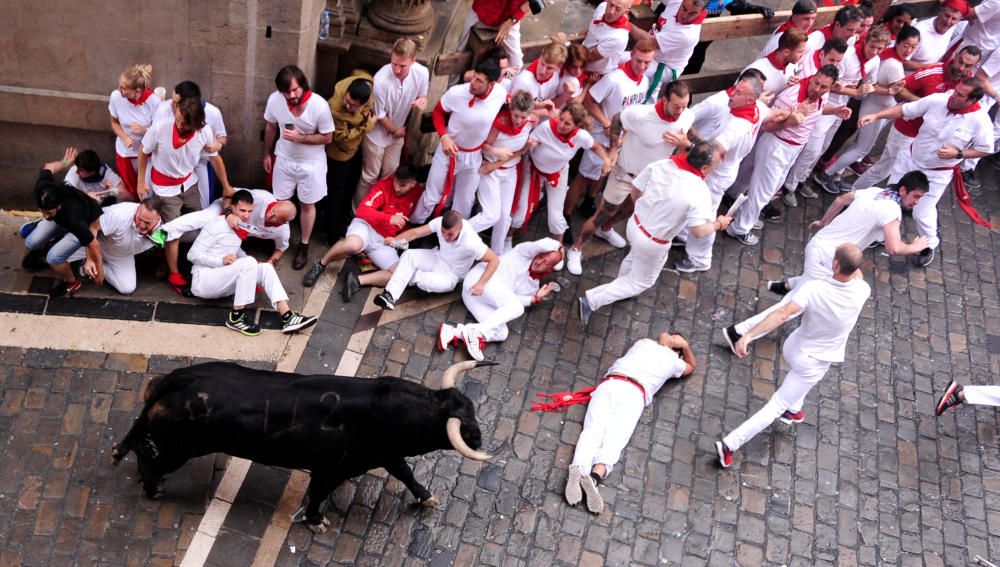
[779,410,805,424]
[715,441,733,468]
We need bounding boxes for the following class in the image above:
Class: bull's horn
[446,418,492,461]
[440,360,497,389]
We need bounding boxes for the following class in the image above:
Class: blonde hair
[632,38,657,55]
[392,38,418,59]
[541,43,568,66]
[865,25,892,46]
[121,64,153,90]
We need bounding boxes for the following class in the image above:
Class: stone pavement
[1,162,1000,566]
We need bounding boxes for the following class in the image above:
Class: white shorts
[578,133,609,181]
[603,165,635,206]
[346,218,399,270]
[272,157,327,204]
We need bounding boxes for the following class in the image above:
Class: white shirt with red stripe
[438,83,508,150]
[587,67,649,140]
[141,118,217,197]
[583,2,630,75]
[109,89,162,158]
[901,92,993,169]
[263,91,335,163]
[618,102,694,175]
[770,79,827,145]
[650,0,705,71]
[744,54,794,95]
[606,338,688,406]
[911,17,957,65]
[368,62,430,148]
[630,156,714,241]
[528,120,594,174]
[512,62,563,102]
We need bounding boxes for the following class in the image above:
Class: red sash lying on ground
[531,375,646,412]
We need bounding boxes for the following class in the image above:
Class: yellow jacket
[326,70,375,161]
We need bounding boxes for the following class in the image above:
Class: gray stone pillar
[366,0,435,35]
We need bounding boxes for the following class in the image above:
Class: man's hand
[760,92,775,106]
[809,219,826,231]
[664,129,690,149]
[857,114,878,128]
[263,153,275,174]
[490,146,514,161]
[888,80,905,96]
[786,75,800,86]
[496,18,516,44]
[63,147,79,165]
[479,161,501,174]
[536,281,557,300]
[715,215,733,231]
[120,132,136,148]
[858,83,876,96]
[937,143,961,160]
[281,127,306,143]
[223,254,237,265]
[267,253,282,266]
[225,211,240,229]
[835,106,853,120]
[911,235,930,250]
[539,100,557,117]
[390,212,408,229]
[205,141,223,153]
[734,335,751,358]
[129,121,147,135]
[413,96,428,111]
[600,157,613,177]
[440,134,459,157]
[137,181,150,200]
[470,282,486,296]
[393,126,407,138]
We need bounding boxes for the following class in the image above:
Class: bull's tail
[112,412,148,465]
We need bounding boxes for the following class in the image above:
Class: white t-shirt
[583,2,630,75]
[559,72,583,100]
[618,104,694,175]
[606,338,688,406]
[744,56,793,95]
[64,165,123,196]
[962,0,1000,54]
[828,45,877,106]
[511,65,563,102]
[631,157,714,240]
[902,92,993,169]
[785,277,871,362]
[812,187,901,253]
[911,17,957,65]
[141,118,218,196]
[153,100,228,142]
[109,90,163,158]
[690,90,730,140]
[528,120,595,173]
[870,56,907,109]
[439,83,508,150]
[484,119,535,167]
[428,217,489,278]
[98,202,157,259]
[245,189,291,252]
[263,91,335,163]
[650,0,704,71]
[368,62,430,148]
[587,68,649,140]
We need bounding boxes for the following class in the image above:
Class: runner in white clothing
[716,243,870,469]
[583,0,632,76]
[804,6,862,53]
[511,43,571,119]
[109,64,162,200]
[533,333,695,514]
[262,65,336,269]
[62,148,129,204]
[374,210,500,311]
[578,142,731,323]
[439,238,563,361]
[905,1,967,71]
[634,0,708,103]
[743,29,809,95]
[187,191,318,337]
[757,0,818,59]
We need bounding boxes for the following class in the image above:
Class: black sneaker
[281,311,318,334]
[374,290,396,310]
[766,280,789,296]
[226,310,261,336]
[761,203,782,222]
[916,247,934,268]
[722,325,741,355]
[340,269,361,303]
[935,380,964,416]
[303,260,326,287]
[21,250,46,271]
[49,278,82,299]
[812,170,841,195]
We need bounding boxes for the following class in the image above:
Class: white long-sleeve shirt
[187,215,246,268]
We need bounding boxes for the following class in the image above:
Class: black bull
[112,359,494,532]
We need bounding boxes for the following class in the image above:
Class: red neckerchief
[286,90,312,113]
[766,51,786,71]
[127,88,154,107]
[811,49,822,71]
[671,153,705,179]
[172,124,195,149]
[856,41,872,79]
[880,45,902,61]
[264,201,281,227]
[797,76,813,102]
[676,8,707,25]
[468,83,495,107]
[493,110,532,135]
[549,118,578,147]
[618,61,643,85]
[774,21,794,33]
[949,101,982,115]
[819,24,834,41]
[730,101,760,123]
[654,99,679,122]
[595,11,630,30]
[725,86,736,96]
[526,59,555,84]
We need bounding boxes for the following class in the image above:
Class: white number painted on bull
[319,391,343,431]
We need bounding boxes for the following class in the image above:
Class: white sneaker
[594,226,627,248]
[461,327,486,362]
[438,323,458,352]
[566,248,583,275]
[554,259,564,271]
[565,465,583,506]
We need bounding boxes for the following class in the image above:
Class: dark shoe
[303,260,326,288]
[916,247,934,268]
[812,170,841,195]
[716,441,733,469]
[49,278,82,299]
[675,258,709,273]
[21,250,46,271]
[578,296,593,325]
[281,311,318,334]
[778,410,805,424]
[226,310,261,336]
[340,269,361,303]
[374,290,396,310]
[962,169,982,195]
[935,380,964,416]
[292,242,309,270]
[722,325,741,355]
[766,280,789,296]
[761,203,782,223]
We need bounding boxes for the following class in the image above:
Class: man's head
[344,78,372,114]
[35,182,63,220]
[508,90,536,128]
[172,80,201,105]
[629,39,657,77]
[895,171,930,210]
[686,141,719,176]
[74,150,103,180]
[392,164,420,196]
[173,97,207,135]
[738,68,767,86]
[777,29,809,65]
[471,58,502,97]
[831,6,863,40]
[947,78,986,110]
[863,26,891,60]
[134,198,163,235]
[390,38,418,81]
[558,103,590,134]
[265,200,297,226]
[833,243,864,276]
[529,246,564,274]
[118,64,152,100]
[537,43,568,82]
[809,65,839,100]
[935,0,968,33]
[231,190,255,223]
[894,25,921,60]
[440,210,464,242]
[659,81,691,118]
[729,76,763,108]
[676,0,708,24]
[949,46,983,81]
[275,65,310,106]
[790,0,818,30]
[563,43,590,78]
[604,0,631,23]
[820,38,849,68]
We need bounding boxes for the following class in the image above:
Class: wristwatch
[957,149,964,160]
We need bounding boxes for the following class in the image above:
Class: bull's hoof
[306,517,331,534]
[111,444,125,465]
[420,495,438,507]
[144,482,165,500]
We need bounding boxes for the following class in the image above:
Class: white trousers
[412,146,483,224]
[586,217,670,311]
[732,133,805,235]
[722,345,831,451]
[384,249,461,299]
[462,264,524,342]
[510,164,570,235]
[784,115,840,191]
[853,127,910,189]
[356,136,404,207]
[788,240,833,289]
[570,380,646,475]
[457,12,524,69]
[67,248,138,295]
[191,256,288,308]
[827,98,892,176]
[963,386,1000,407]
[888,150,953,250]
[682,175,729,269]
[470,163,518,252]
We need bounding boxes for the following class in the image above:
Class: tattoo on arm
[609,113,624,147]
[592,202,618,227]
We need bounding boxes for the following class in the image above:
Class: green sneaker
[226,310,261,336]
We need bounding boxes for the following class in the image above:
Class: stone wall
[0,0,326,209]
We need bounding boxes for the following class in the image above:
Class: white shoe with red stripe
[438,323,460,352]
[461,326,486,362]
